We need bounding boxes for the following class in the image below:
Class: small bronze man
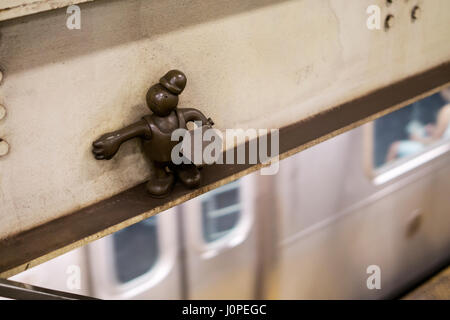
[92,70,213,198]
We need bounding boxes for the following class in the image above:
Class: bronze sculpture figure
[92,70,214,198]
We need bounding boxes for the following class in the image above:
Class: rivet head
[412,6,421,21]
[0,139,10,156]
[385,14,395,30]
[0,105,6,120]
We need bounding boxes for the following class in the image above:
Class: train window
[374,89,450,169]
[201,180,241,243]
[112,217,159,283]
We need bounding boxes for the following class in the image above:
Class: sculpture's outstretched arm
[92,120,151,160]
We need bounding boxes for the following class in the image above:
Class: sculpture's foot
[174,163,201,189]
[146,173,175,198]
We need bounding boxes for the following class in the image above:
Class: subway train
[10,91,450,299]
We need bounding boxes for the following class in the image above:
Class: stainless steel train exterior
[10,93,450,299]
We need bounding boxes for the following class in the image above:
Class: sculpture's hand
[92,132,121,160]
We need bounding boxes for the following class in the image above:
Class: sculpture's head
[146,70,187,116]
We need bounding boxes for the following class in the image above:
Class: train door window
[112,217,159,283]
[370,88,450,183]
[201,180,241,243]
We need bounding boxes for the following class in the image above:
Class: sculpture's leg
[172,162,201,189]
[146,160,175,198]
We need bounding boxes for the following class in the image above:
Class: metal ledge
[0,62,449,278]
[0,278,97,300]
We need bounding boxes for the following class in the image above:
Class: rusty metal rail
[0,62,449,279]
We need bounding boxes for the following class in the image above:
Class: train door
[87,208,182,299]
[8,247,91,296]
[181,176,258,299]
[271,91,450,299]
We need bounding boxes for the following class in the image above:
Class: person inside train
[386,88,450,163]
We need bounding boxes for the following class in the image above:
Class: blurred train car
[10,91,450,299]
